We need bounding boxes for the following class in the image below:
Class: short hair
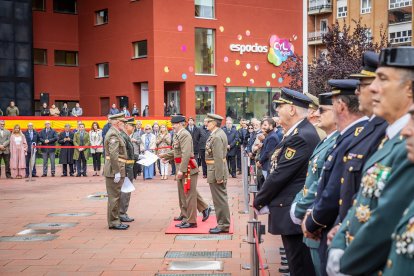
[188,117,194,122]
[336,95,361,114]
[262,118,276,128]
[399,68,414,83]
[226,117,233,123]
[295,106,309,118]
[78,123,85,127]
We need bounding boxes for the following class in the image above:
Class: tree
[280,19,389,95]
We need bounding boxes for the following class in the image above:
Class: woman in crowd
[89,122,103,176]
[140,124,156,179]
[156,124,171,180]
[49,104,60,116]
[9,124,28,179]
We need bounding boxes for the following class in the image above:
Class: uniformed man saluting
[160,115,210,229]
[205,113,231,234]
[104,113,129,230]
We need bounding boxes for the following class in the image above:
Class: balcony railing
[389,0,412,10]
[308,0,333,14]
[308,30,327,44]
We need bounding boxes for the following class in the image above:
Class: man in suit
[23,123,39,178]
[328,47,414,276]
[236,119,248,174]
[254,88,320,276]
[199,117,210,178]
[290,93,339,276]
[131,121,143,178]
[186,117,201,160]
[73,123,90,177]
[222,117,239,178]
[58,124,75,177]
[256,118,281,179]
[104,113,129,230]
[39,121,58,177]
[0,120,11,178]
[302,79,368,275]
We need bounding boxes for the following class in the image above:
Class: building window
[54,50,78,66]
[53,0,77,14]
[195,86,215,121]
[32,0,45,11]
[132,40,148,58]
[364,29,373,42]
[96,63,109,78]
[34,49,47,65]
[320,19,328,32]
[337,0,347,18]
[389,29,412,44]
[95,9,108,25]
[195,0,214,19]
[195,28,215,75]
[361,0,371,14]
[389,0,412,9]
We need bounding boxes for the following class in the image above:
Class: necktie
[80,132,84,146]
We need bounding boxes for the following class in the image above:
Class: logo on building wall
[267,35,294,67]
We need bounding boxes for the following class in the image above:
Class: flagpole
[303,0,308,93]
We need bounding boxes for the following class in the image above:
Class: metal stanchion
[239,146,249,214]
[26,143,36,182]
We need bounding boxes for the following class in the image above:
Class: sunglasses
[318,107,332,114]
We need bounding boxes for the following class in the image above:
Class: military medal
[394,217,414,258]
[361,164,391,198]
[355,204,371,223]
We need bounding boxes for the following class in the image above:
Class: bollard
[242,219,266,274]
[239,146,250,214]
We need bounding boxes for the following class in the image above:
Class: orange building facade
[32,0,303,122]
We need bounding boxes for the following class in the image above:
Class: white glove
[114,173,121,183]
[289,202,302,225]
[327,249,347,276]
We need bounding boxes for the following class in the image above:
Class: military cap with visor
[171,114,186,124]
[328,79,359,96]
[108,113,127,121]
[125,117,136,125]
[206,113,224,123]
[273,88,313,109]
[379,46,414,68]
[318,92,333,105]
[350,51,379,78]
[304,91,320,109]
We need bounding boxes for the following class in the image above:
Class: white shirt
[386,114,410,140]
[340,116,369,135]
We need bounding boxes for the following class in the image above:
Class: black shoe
[70,174,74,177]
[41,174,47,177]
[179,222,197,228]
[278,267,290,273]
[203,175,207,178]
[83,174,87,177]
[61,174,67,177]
[231,175,236,178]
[175,221,187,228]
[109,224,129,230]
[32,175,38,177]
[51,174,55,177]
[202,207,211,222]
[76,174,81,177]
[209,227,229,234]
[120,216,134,222]
[174,215,185,221]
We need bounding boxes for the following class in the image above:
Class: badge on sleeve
[354,127,363,137]
[285,147,296,159]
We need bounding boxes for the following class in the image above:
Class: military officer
[290,92,339,276]
[328,46,414,275]
[119,117,136,223]
[205,113,232,234]
[254,88,320,276]
[302,79,368,275]
[160,115,210,228]
[103,113,129,230]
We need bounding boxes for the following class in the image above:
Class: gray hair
[295,106,309,118]
[226,117,233,123]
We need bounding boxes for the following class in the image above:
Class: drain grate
[165,251,231,259]
[168,261,224,271]
[175,235,232,241]
[25,222,78,229]
[17,229,60,235]
[0,235,58,242]
[157,274,230,276]
[48,212,95,217]
[87,192,108,200]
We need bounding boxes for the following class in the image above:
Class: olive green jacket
[73,131,90,160]
[206,128,228,183]
[103,127,127,177]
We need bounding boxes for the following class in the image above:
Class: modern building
[25,0,303,121]
[307,0,413,61]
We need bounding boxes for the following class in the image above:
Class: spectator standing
[236,119,248,174]
[122,106,130,117]
[140,124,156,179]
[71,102,83,117]
[156,124,171,180]
[60,102,70,117]
[166,100,178,116]
[89,122,103,176]
[186,117,201,160]
[142,105,149,117]
[39,121,58,177]
[73,123,90,177]
[257,118,281,179]
[24,123,38,177]
[131,103,140,116]
[109,104,119,115]
[49,104,60,117]
[58,124,75,177]
[0,108,3,116]
[40,103,50,116]
[0,120,11,178]
[198,117,210,178]
[169,128,176,176]
[131,121,143,178]
[152,122,160,174]
[222,117,239,178]
[6,101,19,116]
[9,124,27,178]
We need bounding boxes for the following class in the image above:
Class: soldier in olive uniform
[328,47,414,275]
[103,113,129,230]
[160,115,210,228]
[119,117,136,223]
[205,113,231,234]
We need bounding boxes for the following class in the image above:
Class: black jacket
[39,128,58,153]
[60,107,70,117]
[254,119,320,235]
[40,107,50,116]
[238,128,249,148]
[24,130,39,153]
[259,130,281,171]
[186,125,201,155]
[58,131,75,164]
[199,126,210,150]
[222,125,239,157]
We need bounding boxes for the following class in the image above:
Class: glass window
[389,0,412,9]
[320,19,328,32]
[54,50,78,66]
[195,0,214,19]
[361,0,371,13]
[133,40,148,58]
[195,28,215,75]
[34,48,47,65]
[53,0,77,14]
[337,6,347,17]
[195,86,215,122]
[95,9,108,25]
[225,87,281,123]
[32,0,45,11]
[96,63,109,78]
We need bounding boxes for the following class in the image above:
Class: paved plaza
[0,165,283,275]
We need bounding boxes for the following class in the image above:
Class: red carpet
[165,215,234,234]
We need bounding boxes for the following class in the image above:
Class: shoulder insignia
[327,155,333,162]
[285,147,296,160]
[293,128,298,135]
[354,127,363,136]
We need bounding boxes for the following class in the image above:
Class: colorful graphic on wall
[267,35,294,67]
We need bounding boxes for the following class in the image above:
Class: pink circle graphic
[177,25,183,32]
